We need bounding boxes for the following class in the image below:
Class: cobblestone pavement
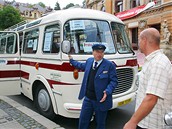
[0,99,46,129]
[0,96,64,129]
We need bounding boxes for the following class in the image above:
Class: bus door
[0,31,21,95]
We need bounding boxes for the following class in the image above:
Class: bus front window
[111,22,132,53]
[64,20,116,54]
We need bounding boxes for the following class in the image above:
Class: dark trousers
[137,126,147,129]
[78,97,108,129]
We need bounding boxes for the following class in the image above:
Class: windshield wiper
[96,23,102,42]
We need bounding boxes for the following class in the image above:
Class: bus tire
[34,84,55,120]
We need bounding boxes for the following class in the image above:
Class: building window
[34,13,37,18]
[150,24,160,32]
[115,0,123,13]
[148,0,161,5]
[130,0,140,8]
[154,0,161,6]
[91,5,93,9]
[30,11,32,16]
[131,28,138,50]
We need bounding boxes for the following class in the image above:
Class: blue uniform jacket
[70,57,118,111]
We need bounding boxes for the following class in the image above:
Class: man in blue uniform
[69,44,118,129]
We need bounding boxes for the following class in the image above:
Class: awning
[115,2,155,20]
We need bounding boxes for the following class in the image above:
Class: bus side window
[23,29,39,54]
[43,24,60,54]
[6,35,16,54]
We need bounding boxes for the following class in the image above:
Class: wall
[124,2,172,60]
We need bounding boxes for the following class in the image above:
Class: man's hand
[123,121,137,129]
[68,54,73,60]
[100,91,107,103]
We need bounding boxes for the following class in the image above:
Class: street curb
[0,96,65,129]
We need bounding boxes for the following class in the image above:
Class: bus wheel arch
[32,81,55,120]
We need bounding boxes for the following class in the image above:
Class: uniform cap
[92,44,106,51]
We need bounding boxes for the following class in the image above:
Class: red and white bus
[0,8,138,119]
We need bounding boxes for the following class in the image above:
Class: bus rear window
[64,20,116,54]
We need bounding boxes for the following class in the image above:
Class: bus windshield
[64,20,116,54]
[111,22,132,53]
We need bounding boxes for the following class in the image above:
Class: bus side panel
[0,58,21,95]
[0,31,21,95]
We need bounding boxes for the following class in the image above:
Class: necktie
[93,62,98,69]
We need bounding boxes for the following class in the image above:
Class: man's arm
[123,94,158,129]
[100,63,118,102]
[68,55,86,70]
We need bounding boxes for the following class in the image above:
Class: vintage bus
[0,8,138,119]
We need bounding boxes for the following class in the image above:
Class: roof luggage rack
[4,20,28,31]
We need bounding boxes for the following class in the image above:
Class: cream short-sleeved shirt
[136,50,172,129]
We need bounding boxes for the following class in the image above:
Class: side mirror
[164,112,172,126]
[62,40,71,54]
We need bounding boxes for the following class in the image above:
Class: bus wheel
[34,84,55,120]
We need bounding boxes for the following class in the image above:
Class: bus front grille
[113,68,133,95]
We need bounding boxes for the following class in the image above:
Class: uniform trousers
[78,97,108,129]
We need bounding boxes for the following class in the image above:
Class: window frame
[64,19,116,54]
[23,28,39,54]
[0,33,17,54]
[42,23,61,54]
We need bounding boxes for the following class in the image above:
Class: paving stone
[0,99,47,129]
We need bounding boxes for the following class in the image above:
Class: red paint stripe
[0,70,29,80]
[6,59,138,73]
[0,70,20,78]
[40,62,75,71]
[0,69,79,89]
[20,60,36,66]
[21,71,29,80]
[7,60,21,65]
[47,79,80,88]
[21,61,75,71]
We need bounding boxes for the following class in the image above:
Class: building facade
[86,0,172,60]
[0,0,53,21]
[0,0,3,8]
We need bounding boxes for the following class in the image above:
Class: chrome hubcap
[38,89,50,111]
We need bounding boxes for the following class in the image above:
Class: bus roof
[6,8,124,31]
[40,8,123,25]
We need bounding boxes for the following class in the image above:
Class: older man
[123,28,172,129]
[69,44,118,129]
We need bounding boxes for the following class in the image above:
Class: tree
[0,6,23,30]
[63,3,75,9]
[38,2,46,8]
[54,1,61,10]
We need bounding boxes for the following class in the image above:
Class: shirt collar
[145,49,163,62]
[93,59,103,67]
